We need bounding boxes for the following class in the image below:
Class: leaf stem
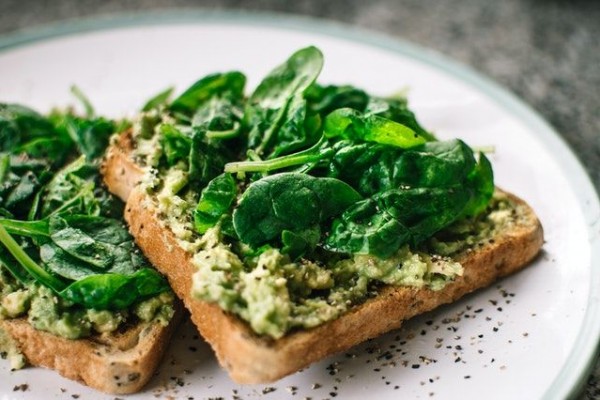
[224,137,328,173]
[0,224,66,292]
[0,218,49,238]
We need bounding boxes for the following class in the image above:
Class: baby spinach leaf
[365,95,436,141]
[0,103,57,152]
[170,72,246,117]
[305,84,369,116]
[326,186,469,258]
[193,95,244,140]
[245,46,324,158]
[39,156,100,218]
[326,197,411,258]
[0,224,67,293]
[461,152,494,217]
[281,226,321,260]
[188,129,228,186]
[60,268,169,310]
[57,115,115,161]
[42,215,147,278]
[142,87,174,111]
[328,139,484,197]
[159,123,193,166]
[0,154,53,219]
[46,216,115,271]
[1,103,73,166]
[194,173,237,234]
[232,173,361,248]
[323,107,427,148]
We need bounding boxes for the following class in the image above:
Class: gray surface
[1,0,599,397]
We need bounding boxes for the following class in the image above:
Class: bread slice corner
[0,306,183,394]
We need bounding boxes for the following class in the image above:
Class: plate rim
[0,9,599,400]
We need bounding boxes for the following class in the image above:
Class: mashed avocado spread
[0,266,175,341]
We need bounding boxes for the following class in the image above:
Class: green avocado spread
[0,266,175,341]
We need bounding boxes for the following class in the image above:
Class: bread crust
[0,305,182,394]
[104,131,544,383]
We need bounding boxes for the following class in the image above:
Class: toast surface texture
[103,131,544,384]
[0,309,181,394]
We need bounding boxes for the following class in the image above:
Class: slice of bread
[0,309,181,394]
[103,130,544,384]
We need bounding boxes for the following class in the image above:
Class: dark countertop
[1,0,599,398]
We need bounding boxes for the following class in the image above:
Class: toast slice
[0,308,181,394]
[103,130,544,384]
[0,128,183,394]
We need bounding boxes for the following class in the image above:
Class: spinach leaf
[326,186,469,258]
[225,108,430,176]
[328,139,480,196]
[0,154,53,219]
[1,103,72,166]
[188,129,228,186]
[326,196,411,258]
[159,123,192,166]
[53,113,115,161]
[323,107,427,148]
[232,172,361,248]
[0,215,166,310]
[461,152,494,217]
[305,84,369,116]
[61,268,169,310]
[245,46,324,158]
[281,226,321,260]
[159,123,229,186]
[142,87,174,111]
[38,156,99,218]
[365,95,436,141]
[187,74,246,140]
[194,173,237,234]
[325,141,494,258]
[170,72,246,117]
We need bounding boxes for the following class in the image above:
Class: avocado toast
[102,46,544,383]
[0,102,181,394]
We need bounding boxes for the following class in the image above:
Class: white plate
[1,11,599,400]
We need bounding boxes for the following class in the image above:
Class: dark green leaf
[142,87,174,111]
[305,84,369,116]
[194,173,237,234]
[323,107,427,148]
[281,226,320,260]
[159,123,192,166]
[170,72,246,116]
[233,173,361,248]
[245,46,324,158]
[60,268,169,310]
